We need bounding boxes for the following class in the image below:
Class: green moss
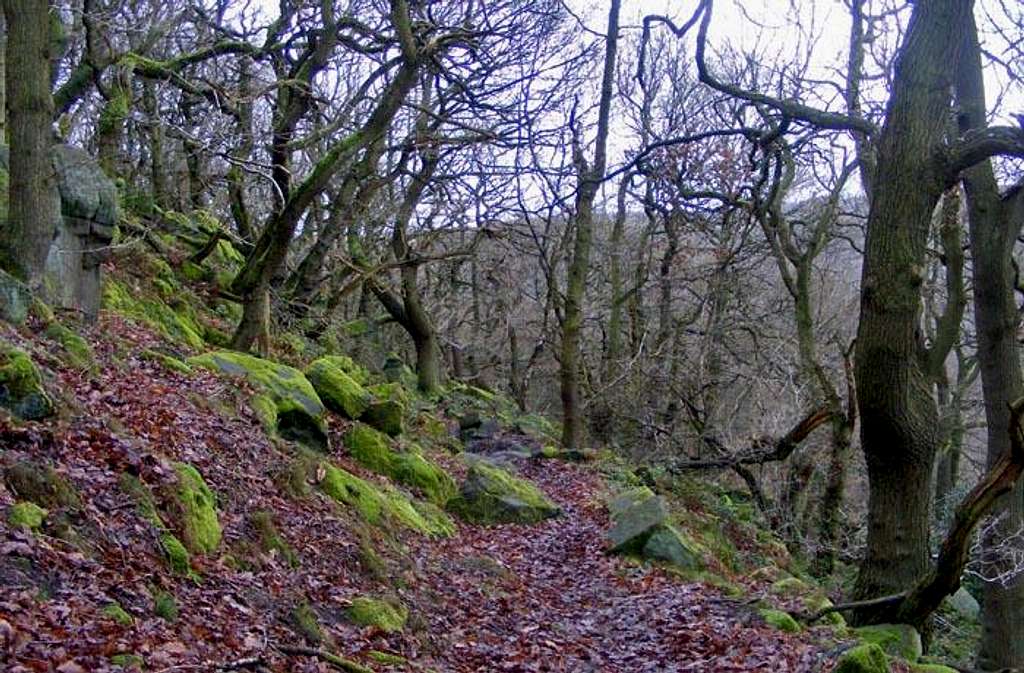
[391,450,456,505]
[305,357,371,419]
[319,462,451,536]
[153,590,178,621]
[171,463,221,554]
[140,349,193,375]
[0,347,54,420]
[855,624,923,661]
[358,536,388,581]
[447,460,560,525]
[344,424,393,471]
[908,665,958,673]
[3,461,80,509]
[758,608,801,633]
[346,596,407,633]
[102,602,134,627]
[180,260,207,282]
[250,510,299,567]
[835,644,890,673]
[8,501,47,529]
[368,651,408,666]
[770,576,810,596]
[188,351,327,449]
[44,322,94,369]
[363,383,408,436]
[343,424,455,504]
[291,600,331,646]
[102,280,205,350]
[110,653,144,669]
[161,533,191,574]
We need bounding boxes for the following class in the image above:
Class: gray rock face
[0,144,117,322]
[0,269,32,325]
[947,587,980,619]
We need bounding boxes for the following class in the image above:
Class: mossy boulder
[44,322,94,369]
[189,350,328,450]
[835,644,890,673]
[170,463,221,554]
[343,424,455,504]
[161,533,191,574]
[759,608,801,633]
[346,596,407,633]
[447,460,560,525]
[8,501,47,529]
[855,623,923,662]
[305,357,371,419]
[606,487,704,571]
[319,462,453,536]
[0,346,54,420]
[382,354,417,389]
[908,665,958,673]
[3,461,80,510]
[770,576,810,596]
[364,382,408,436]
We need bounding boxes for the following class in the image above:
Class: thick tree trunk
[143,80,170,211]
[0,0,59,286]
[851,0,970,622]
[956,12,1024,669]
[228,57,254,240]
[0,13,6,143]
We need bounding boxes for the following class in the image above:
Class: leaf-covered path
[405,459,829,672]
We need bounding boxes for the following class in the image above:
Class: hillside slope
[0,228,910,672]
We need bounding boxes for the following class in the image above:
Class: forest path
[402,458,829,672]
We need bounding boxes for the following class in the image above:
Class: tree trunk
[956,11,1024,669]
[851,0,970,622]
[0,12,7,143]
[143,80,170,211]
[227,57,253,240]
[0,0,59,286]
[560,0,620,450]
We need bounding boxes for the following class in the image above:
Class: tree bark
[851,0,971,622]
[559,0,620,450]
[0,0,59,286]
[956,11,1024,669]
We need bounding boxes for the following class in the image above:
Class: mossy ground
[346,596,408,633]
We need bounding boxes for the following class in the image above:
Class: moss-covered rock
[907,665,958,673]
[189,350,328,450]
[346,596,407,633]
[835,644,890,673]
[102,602,134,627]
[368,651,408,666]
[0,346,54,420]
[364,382,408,436]
[447,460,560,525]
[103,279,205,350]
[606,487,705,571]
[770,576,810,596]
[855,623,923,662]
[759,608,801,633]
[343,424,455,504]
[305,357,371,419]
[319,462,452,536]
[161,533,191,574]
[44,322,94,369]
[641,524,704,570]
[170,463,221,554]
[8,501,47,529]
[3,461,80,510]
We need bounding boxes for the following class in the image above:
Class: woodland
[1,0,1024,672]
